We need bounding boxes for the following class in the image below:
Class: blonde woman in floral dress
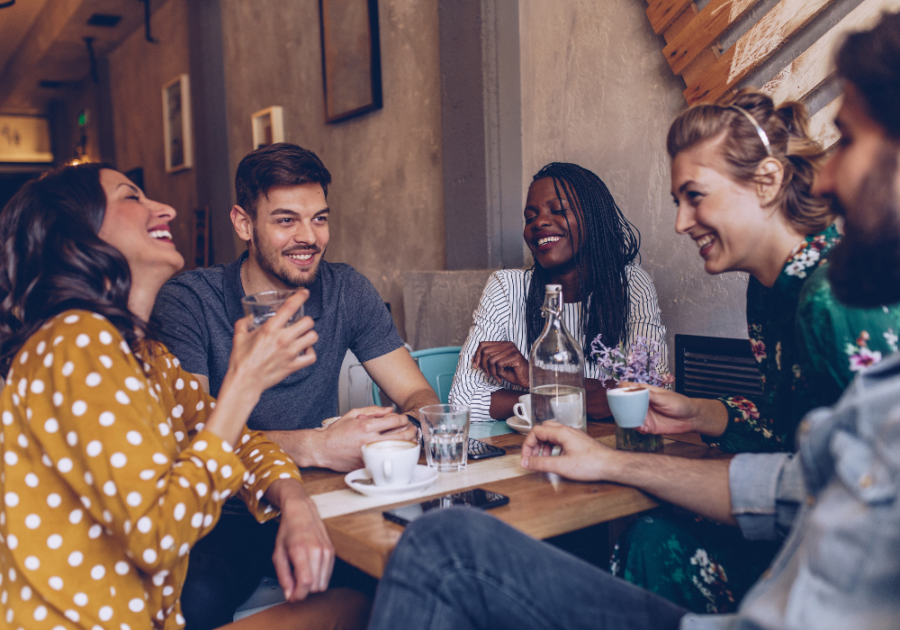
[0,164,369,629]
[610,90,900,614]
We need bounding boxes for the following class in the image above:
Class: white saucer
[506,417,532,435]
[344,465,439,497]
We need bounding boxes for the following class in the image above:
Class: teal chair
[373,346,462,406]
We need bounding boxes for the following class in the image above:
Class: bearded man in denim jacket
[365,12,900,630]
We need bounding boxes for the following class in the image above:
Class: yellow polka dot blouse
[0,311,304,629]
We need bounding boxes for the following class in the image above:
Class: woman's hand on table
[473,341,530,389]
[621,382,727,437]
[268,480,335,601]
[521,422,620,481]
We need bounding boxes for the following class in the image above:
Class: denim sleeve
[729,452,805,540]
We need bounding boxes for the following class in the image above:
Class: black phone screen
[383,489,509,526]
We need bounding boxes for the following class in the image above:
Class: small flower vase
[615,426,663,452]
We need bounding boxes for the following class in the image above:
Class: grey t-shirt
[151,251,404,431]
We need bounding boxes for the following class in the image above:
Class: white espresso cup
[607,386,650,429]
[512,394,532,427]
[361,439,420,487]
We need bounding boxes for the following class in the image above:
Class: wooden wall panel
[644,0,897,146]
[663,0,763,75]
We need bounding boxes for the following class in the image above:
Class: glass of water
[419,404,470,472]
[241,290,304,331]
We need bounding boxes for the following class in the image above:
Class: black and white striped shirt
[449,265,668,421]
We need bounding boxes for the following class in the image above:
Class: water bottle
[528,284,587,431]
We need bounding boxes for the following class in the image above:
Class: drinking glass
[419,404,470,472]
[241,290,303,331]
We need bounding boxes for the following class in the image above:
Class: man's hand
[267,480,334,602]
[621,382,728,437]
[472,341,530,389]
[311,406,418,471]
[521,422,620,481]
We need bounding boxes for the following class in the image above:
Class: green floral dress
[611,225,900,613]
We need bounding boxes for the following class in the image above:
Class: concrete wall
[519,0,751,363]
[107,0,197,267]
[218,0,445,339]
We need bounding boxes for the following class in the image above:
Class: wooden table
[300,421,727,578]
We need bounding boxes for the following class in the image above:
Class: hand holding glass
[242,290,304,331]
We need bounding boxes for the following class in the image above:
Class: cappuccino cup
[512,394,532,427]
[607,386,650,429]
[361,439,420,487]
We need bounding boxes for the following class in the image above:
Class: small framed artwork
[162,74,193,173]
[319,0,383,124]
[251,106,285,150]
[193,207,210,269]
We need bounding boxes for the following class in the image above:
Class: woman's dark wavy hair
[525,163,641,353]
[0,163,151,377]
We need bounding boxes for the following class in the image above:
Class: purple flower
[590,335,673,387]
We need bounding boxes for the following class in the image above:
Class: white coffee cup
[361,440,420,487]
[607,386,650,428]
[512,394,532,427]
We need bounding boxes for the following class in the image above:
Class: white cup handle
[513,403,531,426]
[383,459,393,482]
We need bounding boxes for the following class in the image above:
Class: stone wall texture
[519,0,750,366]
[107,0,196,268]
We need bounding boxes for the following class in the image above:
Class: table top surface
[300,421,726,578]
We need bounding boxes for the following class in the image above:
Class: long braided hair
[525,163,641,354]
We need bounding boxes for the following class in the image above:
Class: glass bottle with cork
[528,284,587,431]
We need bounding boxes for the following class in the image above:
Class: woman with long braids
[0,164,369,628]
[449,162,667,422]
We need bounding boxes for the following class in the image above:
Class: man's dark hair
[525,163,641,353]
[837,10,900,139]
[235,143,332,219]
[828,12,900,308]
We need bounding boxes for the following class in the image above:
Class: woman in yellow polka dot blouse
[0,165,369,629]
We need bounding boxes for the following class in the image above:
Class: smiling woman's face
[523,176,582,271]
[97,169,184,280]
[670,137,774,277]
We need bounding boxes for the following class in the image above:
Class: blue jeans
[369,508,687,630]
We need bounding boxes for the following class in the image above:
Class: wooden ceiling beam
[0,0,86,109]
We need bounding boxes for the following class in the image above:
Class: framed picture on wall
[251,106,285,149]
[319,0,383,124]
[162,74,193,173]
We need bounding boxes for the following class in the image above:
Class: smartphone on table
[383,488,510,527]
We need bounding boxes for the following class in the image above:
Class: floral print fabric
[611,512,781,614]
[711,225,900,453]
[614,226,900,613]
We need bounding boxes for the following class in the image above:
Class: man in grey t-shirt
[152,143,438,628]
[154,143,436,472]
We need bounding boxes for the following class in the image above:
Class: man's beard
[828,142,900,308]
[252,226,323,289]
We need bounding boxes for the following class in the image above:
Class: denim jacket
[683,351,900,630]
